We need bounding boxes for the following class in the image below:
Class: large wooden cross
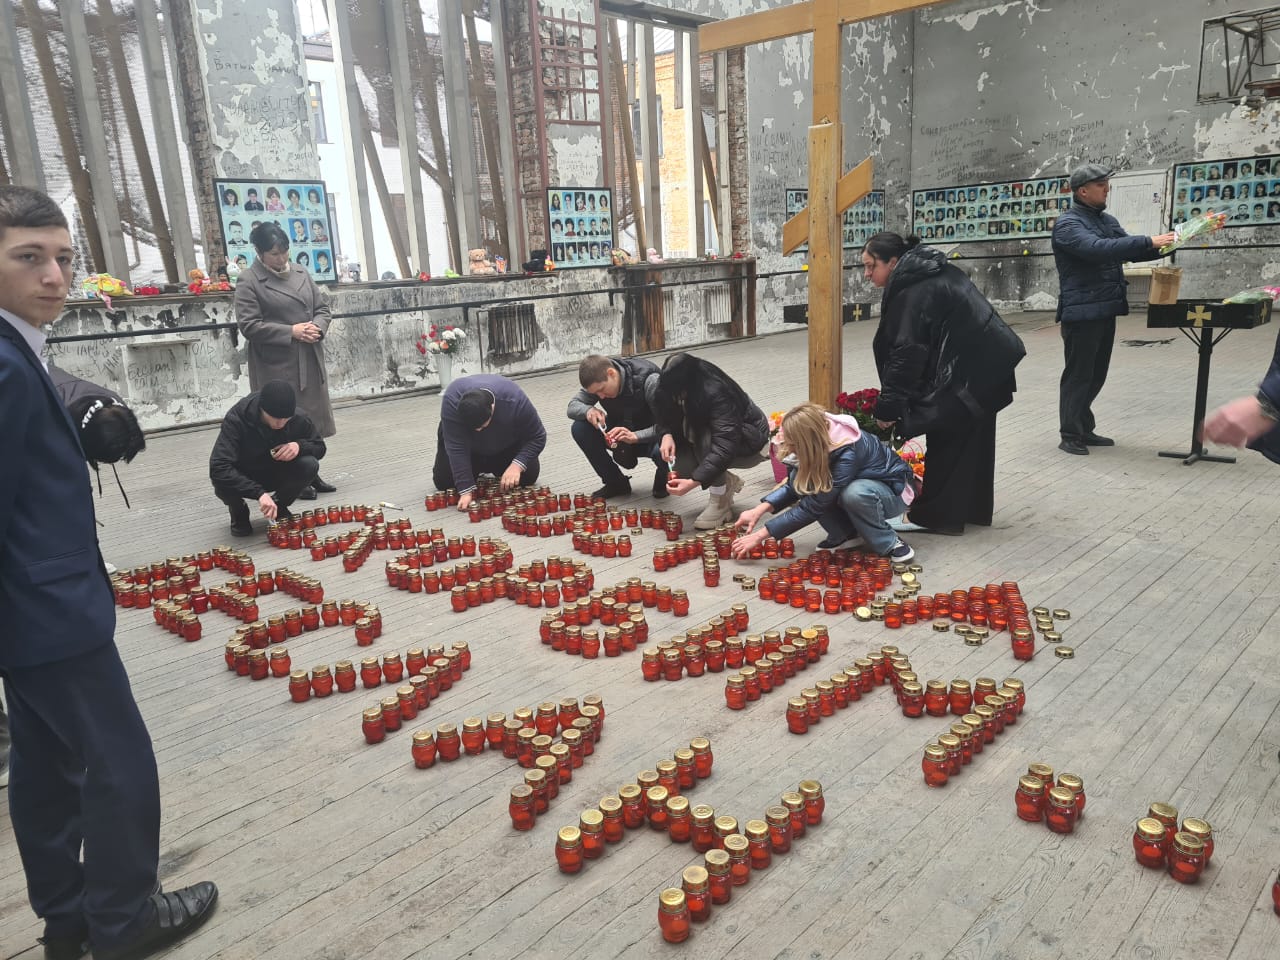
[700,0,949,407]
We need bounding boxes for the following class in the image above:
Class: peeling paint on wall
[194,0,320,179]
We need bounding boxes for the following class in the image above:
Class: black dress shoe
[1083,432,1115,446]
[94,882,219,960]
[1058,438,1089,456]
[40,930,89,960]
[297,485,318,500]
[311,476,337,493]
[591,478,631,499]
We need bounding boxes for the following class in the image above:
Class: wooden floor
[4,312,1280,960]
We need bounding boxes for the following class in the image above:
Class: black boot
[312,476,337,493]
[651,462,670,499]
[228,501,252,537]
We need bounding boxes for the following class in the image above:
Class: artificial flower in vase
[414,323,467,388]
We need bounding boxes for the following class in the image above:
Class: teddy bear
[468,248,495,275]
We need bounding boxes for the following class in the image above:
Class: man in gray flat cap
[1051,163,1176,455]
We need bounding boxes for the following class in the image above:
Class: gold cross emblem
[851,304,864,322]
[1186,305,1212,328]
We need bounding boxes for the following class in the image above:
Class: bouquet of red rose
[835,387,895,442]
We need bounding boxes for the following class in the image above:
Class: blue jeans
[570,418,664,483]
[817,478,906,555]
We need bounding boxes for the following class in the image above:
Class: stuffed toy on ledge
[468,248,496,275]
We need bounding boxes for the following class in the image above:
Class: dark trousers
[1059,317,1116,441]
[570,418,663,483]
[432,424,541,491]
[909,410,998,533]
[3,644,160,950]
[213,455,320,513]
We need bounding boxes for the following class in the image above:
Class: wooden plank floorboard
[4,315,1280,959]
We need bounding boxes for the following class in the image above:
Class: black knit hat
[259,380,296,419]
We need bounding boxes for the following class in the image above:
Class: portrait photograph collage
[547,187,614,268]
[215,178,338,281]
[911,176,1072,243]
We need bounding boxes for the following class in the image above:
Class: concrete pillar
[0,0,44,189]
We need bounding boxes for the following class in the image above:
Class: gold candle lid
[579,808,603,828]
[681,864,709,888]
[1018,775,1046,794]
[722,834,749,853]
[1057,773,1083,792]
[618,783,641,801]
[646,785,669,805]
[1054,645,1074,659]
[658,888,686,910]
[933,621,951,632]
[691,804,715,822]
[1026,762,1054,781]
[714,815,738,834]
[923,743,947,761]
[1181,817,1212,839]
[765,805,790,823]
[744,819,769,839]
[1047,786,1076,806]
[1135,817,1166,841]
[557,825,582,845]
[412,729,434,745]
[1052,608,1071,620]
[1149,802,1179,821]
[781,791,803,810]
[666,795,690,814]
[798,779,823,798]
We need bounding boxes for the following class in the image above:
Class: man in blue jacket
[433,373,547,511]
[0,186,217,960]
[1051,163,1176,455]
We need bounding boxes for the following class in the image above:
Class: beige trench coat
[234,260,336,437]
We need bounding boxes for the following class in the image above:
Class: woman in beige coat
[235,222,337,495]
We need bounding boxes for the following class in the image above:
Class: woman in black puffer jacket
[862,232,1025,535]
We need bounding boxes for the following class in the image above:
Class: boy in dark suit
[0,185,217,960]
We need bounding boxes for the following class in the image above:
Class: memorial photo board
[911,176,1071,242]
[215,178,337,282]
[548,188,614,268]
[784,189,884,254]
[1169,154,1280,229]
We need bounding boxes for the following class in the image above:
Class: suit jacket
[234,260,336,436]
[0,320,116,668]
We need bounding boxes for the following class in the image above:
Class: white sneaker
[103,560,118,575]
[0,766,8,789]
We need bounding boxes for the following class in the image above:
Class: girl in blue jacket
[730,403,917,562]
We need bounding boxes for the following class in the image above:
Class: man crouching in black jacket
[209,380,326,536]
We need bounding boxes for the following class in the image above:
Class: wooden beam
[385,0,431,274]
[359,106,410,278]
[98,0,178,283]
[781,155,873,253]
[488,4,525,266]
[806,121,842,409]
[134,0,196,281]
[699,0,942,53]
[325,0,379,281]
[699,4,815,53]
[638,24,663,254]
[463,8,509,259]
[683,32,705,256]
[440,0,483,253]
[608,21,645,251]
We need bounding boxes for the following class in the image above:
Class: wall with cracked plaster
[681,0,1280,307]
[193,0,321,179]
[906,0,1280,302]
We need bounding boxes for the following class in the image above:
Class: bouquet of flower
[897,439,926,481]
[1160,211,1228,254]
[835,387,895,442]
[767,410,785,440]
[1224,285,1280,304]
[414,323,467,355]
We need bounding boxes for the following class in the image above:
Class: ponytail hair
[862,231,921,262]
